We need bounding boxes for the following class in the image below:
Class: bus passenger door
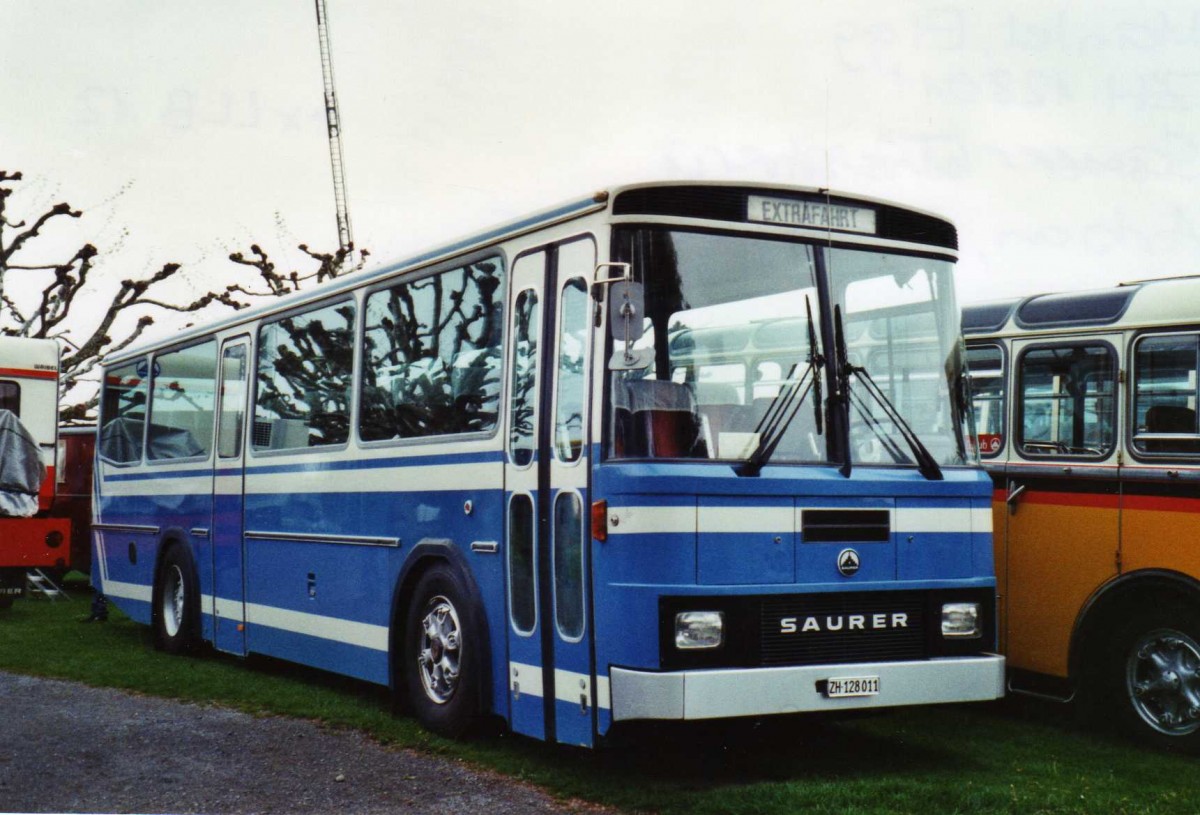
[1003,336,1121,678]
[504,237,597,746]
[211,338,250,655]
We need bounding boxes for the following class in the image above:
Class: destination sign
[748,195,877,234]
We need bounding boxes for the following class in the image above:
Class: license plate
[825,676,880,698]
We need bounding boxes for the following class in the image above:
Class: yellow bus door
[1002,336,1122,679]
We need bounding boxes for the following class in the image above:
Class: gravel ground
[0,672,607,815]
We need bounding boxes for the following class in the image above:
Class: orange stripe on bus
[994,489,1200,513]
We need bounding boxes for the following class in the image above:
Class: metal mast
[315,0,353,251]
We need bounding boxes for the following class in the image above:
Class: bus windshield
[607,228,971,468]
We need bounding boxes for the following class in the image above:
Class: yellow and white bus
[964,276,1200,750]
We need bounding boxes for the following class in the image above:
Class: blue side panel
[590,462,996,737]
[797,496,896,583]
[211,488,246,654]
[971,497,995,576]
[509,668,546,740]
[99,451,512,723]
[597,702,612,736]
[96,480,213,627]
[698,496,793,585]
[555,696,591,746]
[239,471,508,697]
[598,531,697,585]
[896,532,975,580]
[592,585,662,671]
[895,497,982,581]
[249,624,388,684]
[463,538,508,722]
[551,488,593,749]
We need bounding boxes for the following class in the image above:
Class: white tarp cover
[0,409,45,518]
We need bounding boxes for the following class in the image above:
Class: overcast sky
[4,1,1199,346]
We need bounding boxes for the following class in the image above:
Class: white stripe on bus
[608,505,983,536]
[101,579,152,603]
[100,463,502,497]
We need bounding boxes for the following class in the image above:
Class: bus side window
[255,300,356,451]
[99,360,148,465]
[147,341,217,461]
[508,288,539,466]
[218,345,248,459]
[1017,344,1115,458]
[0,381,18,415]
[966,344,1006,457]
[553,277,588,462]
[1132,333,1200,456]
[360,257,505,442]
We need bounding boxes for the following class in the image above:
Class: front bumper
[610,654,1005,721]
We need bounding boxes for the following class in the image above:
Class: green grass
[2,588,1197,814]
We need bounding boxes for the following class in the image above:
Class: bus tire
[1096,604,1200,753]
[403,563,480,738]
[154,545,200,655]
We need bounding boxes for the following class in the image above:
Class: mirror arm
[592,262,632,293]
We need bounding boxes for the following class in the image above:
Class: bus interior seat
[615,379,708,458]
[1145,404,1195,433]
[1143,404,1197,452]
[695,383,758,458]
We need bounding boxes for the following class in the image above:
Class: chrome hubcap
[1126,628,1200,736]
[161,564,185,638]
[417,596,462,705]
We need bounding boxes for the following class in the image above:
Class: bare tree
[227,241,369,299]
[0,170,372,423]
[0,169,243,421]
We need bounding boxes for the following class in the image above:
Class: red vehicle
[53,425,95,575]
[0,338,72,607]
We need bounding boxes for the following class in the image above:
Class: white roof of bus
[965,275,1200,337]
[105,180,954,366]
[0,337,61,372]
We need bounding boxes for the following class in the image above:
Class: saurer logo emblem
[780,612,909,634]
[837,548,861,577]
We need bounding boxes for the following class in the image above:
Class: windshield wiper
[737,297,824,477]
[832,306,943,481]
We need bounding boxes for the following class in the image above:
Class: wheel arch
[388,539,493,714]
[1070,568,1200,683]
[149,527,199,629]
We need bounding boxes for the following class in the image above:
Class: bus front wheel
[1098,605,1200,753]
[403,563,480,738]
[154,545,200,654]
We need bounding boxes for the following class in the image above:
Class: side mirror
[608,281,645,343]
[593,262,651,371]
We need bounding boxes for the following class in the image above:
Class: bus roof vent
[1014,287,1139,330]
[962,299,1020,334]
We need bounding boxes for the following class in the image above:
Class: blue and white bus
[93,182,1003,747]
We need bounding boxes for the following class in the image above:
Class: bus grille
[759,592,927,666]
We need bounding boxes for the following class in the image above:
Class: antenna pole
[315,0,353,252]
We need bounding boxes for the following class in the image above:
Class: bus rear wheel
[154,545,200,654]
[403,564,480,738]
[1098,606,1200,753]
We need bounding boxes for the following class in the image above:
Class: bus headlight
[675,611,724,650]
[941,602,981,639]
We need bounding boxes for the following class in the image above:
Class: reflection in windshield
[829,248,968,467]
[606,229,970,468]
